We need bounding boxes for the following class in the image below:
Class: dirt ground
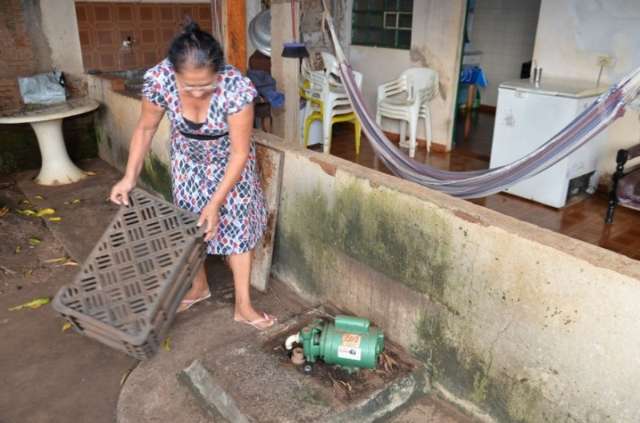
[0,163,136,423]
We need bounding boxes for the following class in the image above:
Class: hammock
[320,5,640,198]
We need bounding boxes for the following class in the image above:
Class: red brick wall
[0,0,42,113]
[76,2,212,72]
[0,80,22,114]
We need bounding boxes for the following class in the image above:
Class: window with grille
[351,0,413,49]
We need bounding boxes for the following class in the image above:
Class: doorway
[453,0,542,161]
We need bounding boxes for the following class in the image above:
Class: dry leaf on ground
[36,208,56,217]
[8,297,51,311]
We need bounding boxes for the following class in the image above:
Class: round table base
[30,119,87,186]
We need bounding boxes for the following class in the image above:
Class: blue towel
[247,70,285,109]
[459,65,488,87]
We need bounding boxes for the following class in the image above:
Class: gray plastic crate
[53,188,206,360]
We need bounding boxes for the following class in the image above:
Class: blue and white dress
[142,59,267,255]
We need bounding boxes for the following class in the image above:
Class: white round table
[0,98,100,185]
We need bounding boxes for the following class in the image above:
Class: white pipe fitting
[285,333,300,350]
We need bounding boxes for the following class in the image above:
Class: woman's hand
[198,202,221,242]
[110,177,136,206]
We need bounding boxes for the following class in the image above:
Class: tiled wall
[470,0,541,106]
[76,2,212,72]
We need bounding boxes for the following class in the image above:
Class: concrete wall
[300,0,347,69]
[270,143,640,422]
[346,0,466,150]
[470,0,540,107]
[87,76,173,199]
[40,0,84,75]
[533,0,640,176]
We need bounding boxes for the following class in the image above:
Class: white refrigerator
[489,78,607,208]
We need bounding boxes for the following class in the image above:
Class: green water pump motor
[287,315,384,371]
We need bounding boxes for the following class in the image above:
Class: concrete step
[387,394,479,423]
[117,272,313,423]
[178,307,429,422]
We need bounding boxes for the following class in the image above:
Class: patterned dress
[142,59,267,255]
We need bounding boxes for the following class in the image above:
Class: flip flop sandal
[177,292,211,313]
[234,312,277,330]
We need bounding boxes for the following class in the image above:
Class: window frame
[351,0,413,50]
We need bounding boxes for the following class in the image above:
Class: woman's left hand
[198,202,220,242]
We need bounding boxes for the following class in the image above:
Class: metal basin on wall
[249,9,271,57]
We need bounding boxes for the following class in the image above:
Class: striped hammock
[320,6,640,198]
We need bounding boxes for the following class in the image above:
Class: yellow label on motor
[341,333,361,348]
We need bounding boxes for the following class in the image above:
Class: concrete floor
[0,159,134,423]
[0,158,478,423]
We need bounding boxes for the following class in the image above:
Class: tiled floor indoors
[318,113,640,261]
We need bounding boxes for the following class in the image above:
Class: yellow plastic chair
[300,54,363,154]
[303,103,361,155]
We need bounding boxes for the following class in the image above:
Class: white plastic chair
[300,53,363,154]
[376,68,439,157]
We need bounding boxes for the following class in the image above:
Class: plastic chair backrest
[379,75,408,99]
[301,58,313,80]
[321,52,339,75]
[400,67,438,102]
[321,51,363,89]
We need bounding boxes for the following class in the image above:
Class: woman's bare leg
[228,251,274,327]
[178,264,209,311]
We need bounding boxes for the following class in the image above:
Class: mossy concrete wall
[88,75,173,201]
[266,138,640,423]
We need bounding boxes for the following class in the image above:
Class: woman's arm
[110,99,165,205]
[199,104,254,240]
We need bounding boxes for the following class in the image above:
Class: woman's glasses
[177,80,217,93]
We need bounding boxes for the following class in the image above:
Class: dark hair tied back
[168,19,225,73]
[183,21,200,35]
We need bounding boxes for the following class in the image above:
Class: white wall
[471,0,540,107]
[349,45,411,118]
[533,0,640,176]
[40,0,84,76]
[348,0,466,149]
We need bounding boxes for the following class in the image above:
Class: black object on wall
[521,61,532,79]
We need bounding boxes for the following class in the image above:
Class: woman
[110,22,275,329]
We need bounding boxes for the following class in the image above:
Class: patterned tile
[75,2,212,71]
